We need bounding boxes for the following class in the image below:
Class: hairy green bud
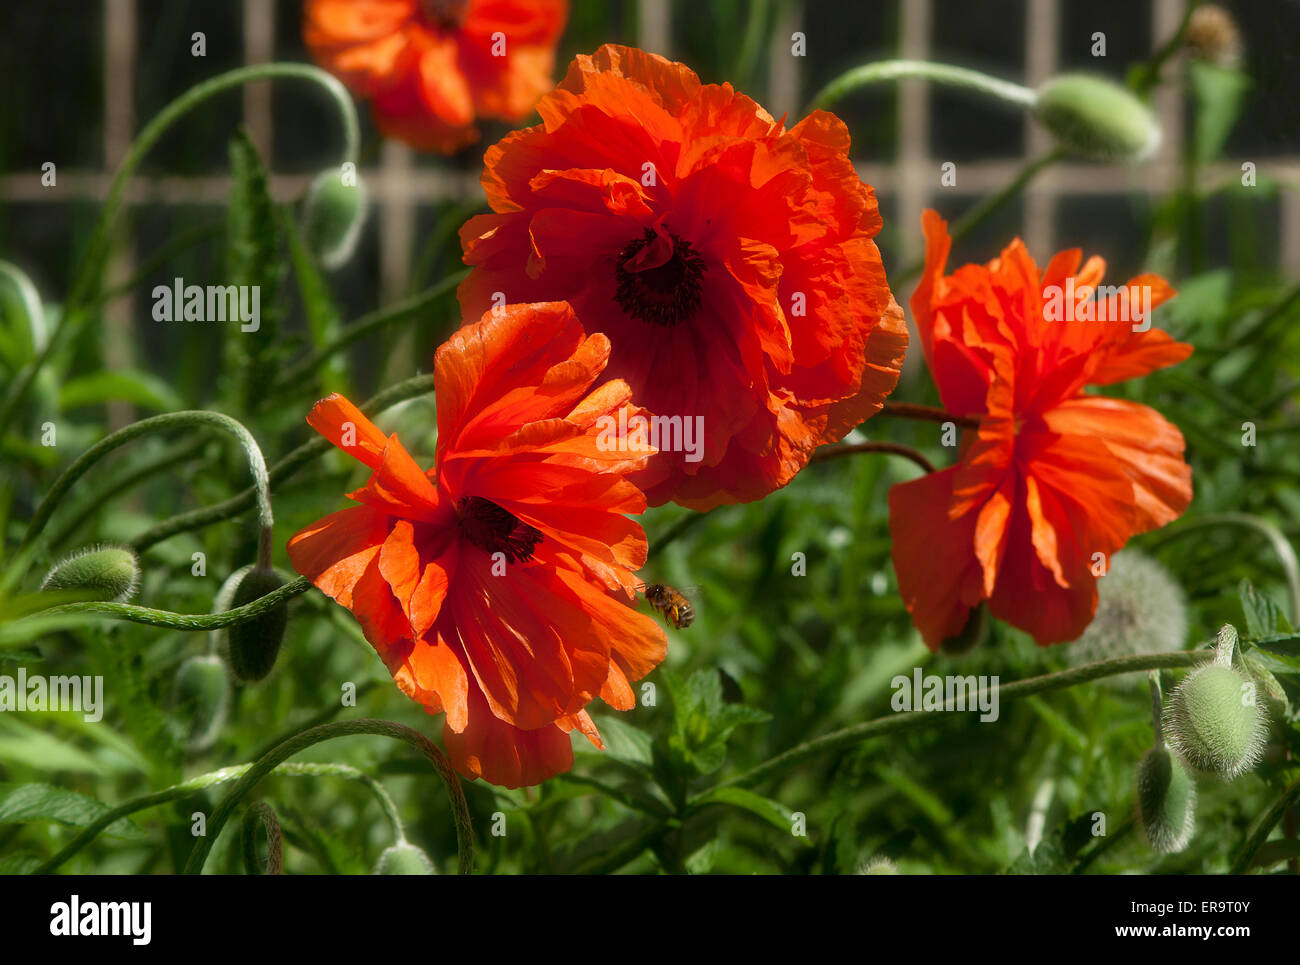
[41,544,140,602]
[855,856,898,875]
[221,567,288,684]
[1033,73,1160,161]
[302,169,367,270]
[1135,744,1196,853]
[1164,662,1268,780]
[374,842,437,875]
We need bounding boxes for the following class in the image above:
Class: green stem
[893,149,1064,289]
[0,63,359,440]
[714,650,1211,790]
[1143,512,1300,624]
[21,410,274,556]
[879,401,980,430]
[182,719,474,876]
[27,574,309,631]
[809,59,1036,113]
[241,801,283,875]
[33,761,403,874]
[810,440,936,474]
[1229,777,1300,874]
[270,271,466,394]
[129,373,436,553]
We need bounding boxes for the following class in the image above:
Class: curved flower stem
[809,59,1036,114]
[1229,777,1300,874]
[130,372,437,553]
[0,63,359,440]
[0,260,48,354]
[26,575,309,631]
[1142,512,1300,624]
[183,719,474,876]
[269,270,467,394]
[713,650,1211,791]
[33,761,403,874]
[879,401,980,430]
[811,440,936,474]
[21,411,274,558]
[241,801,283,875]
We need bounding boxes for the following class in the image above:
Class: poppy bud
[1033,74,1160,161]
[1163,656,1269,780]
[171,654,230,752]
[373,842,437,875]
[41,544,140,602]
[1135,744,1196,853]
[855,856,898,875]
[221,567,289,684]
[301,169,367,270]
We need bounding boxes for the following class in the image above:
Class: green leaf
[225,128,285,408]
[1239,580,1291,641]
[0,783,144,838]
[665,669,771,776]
[689,786,791,832]
[58,369,182,412]
[590,714,654,768]
[1189,60,1250,163]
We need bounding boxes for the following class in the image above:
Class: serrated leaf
[589,714,653,768]
[0,783,144,838]
[1239,580,1290,641]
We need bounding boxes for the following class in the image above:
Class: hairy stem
[21,411,274,557]
[809,59,1036,113]
[1229,777,1300,874]
[879,401,980,430]
[183,719,474,875]
[33,761,405,874]
[715,651,1211,790]
[130,373,436,552]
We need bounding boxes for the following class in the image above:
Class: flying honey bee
[637,582,695,630]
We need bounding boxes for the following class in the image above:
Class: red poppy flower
[303,0,569,153]
[890,211,1193,648]
[457,44,908,510]
[287,301,667,788]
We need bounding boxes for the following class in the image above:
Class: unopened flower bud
[301,169,368,270]
[221,567,289,684]
[41,544,140,602]
[374,842,437,875]
[1163,658,1268,780]
[1185,5,1242,68]
[1033,73,1161,161]
[171,654,230,752]
[1135,744,1196,853]
[855,856,898,875]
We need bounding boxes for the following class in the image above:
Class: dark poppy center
[419,0,468,29]
[456,495,543,563]
[614,227,707,327]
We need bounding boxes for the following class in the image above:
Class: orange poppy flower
[287,302,667,788]
[303,0,569,153]
[457,45,908,510]
[889,211,1193,648]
